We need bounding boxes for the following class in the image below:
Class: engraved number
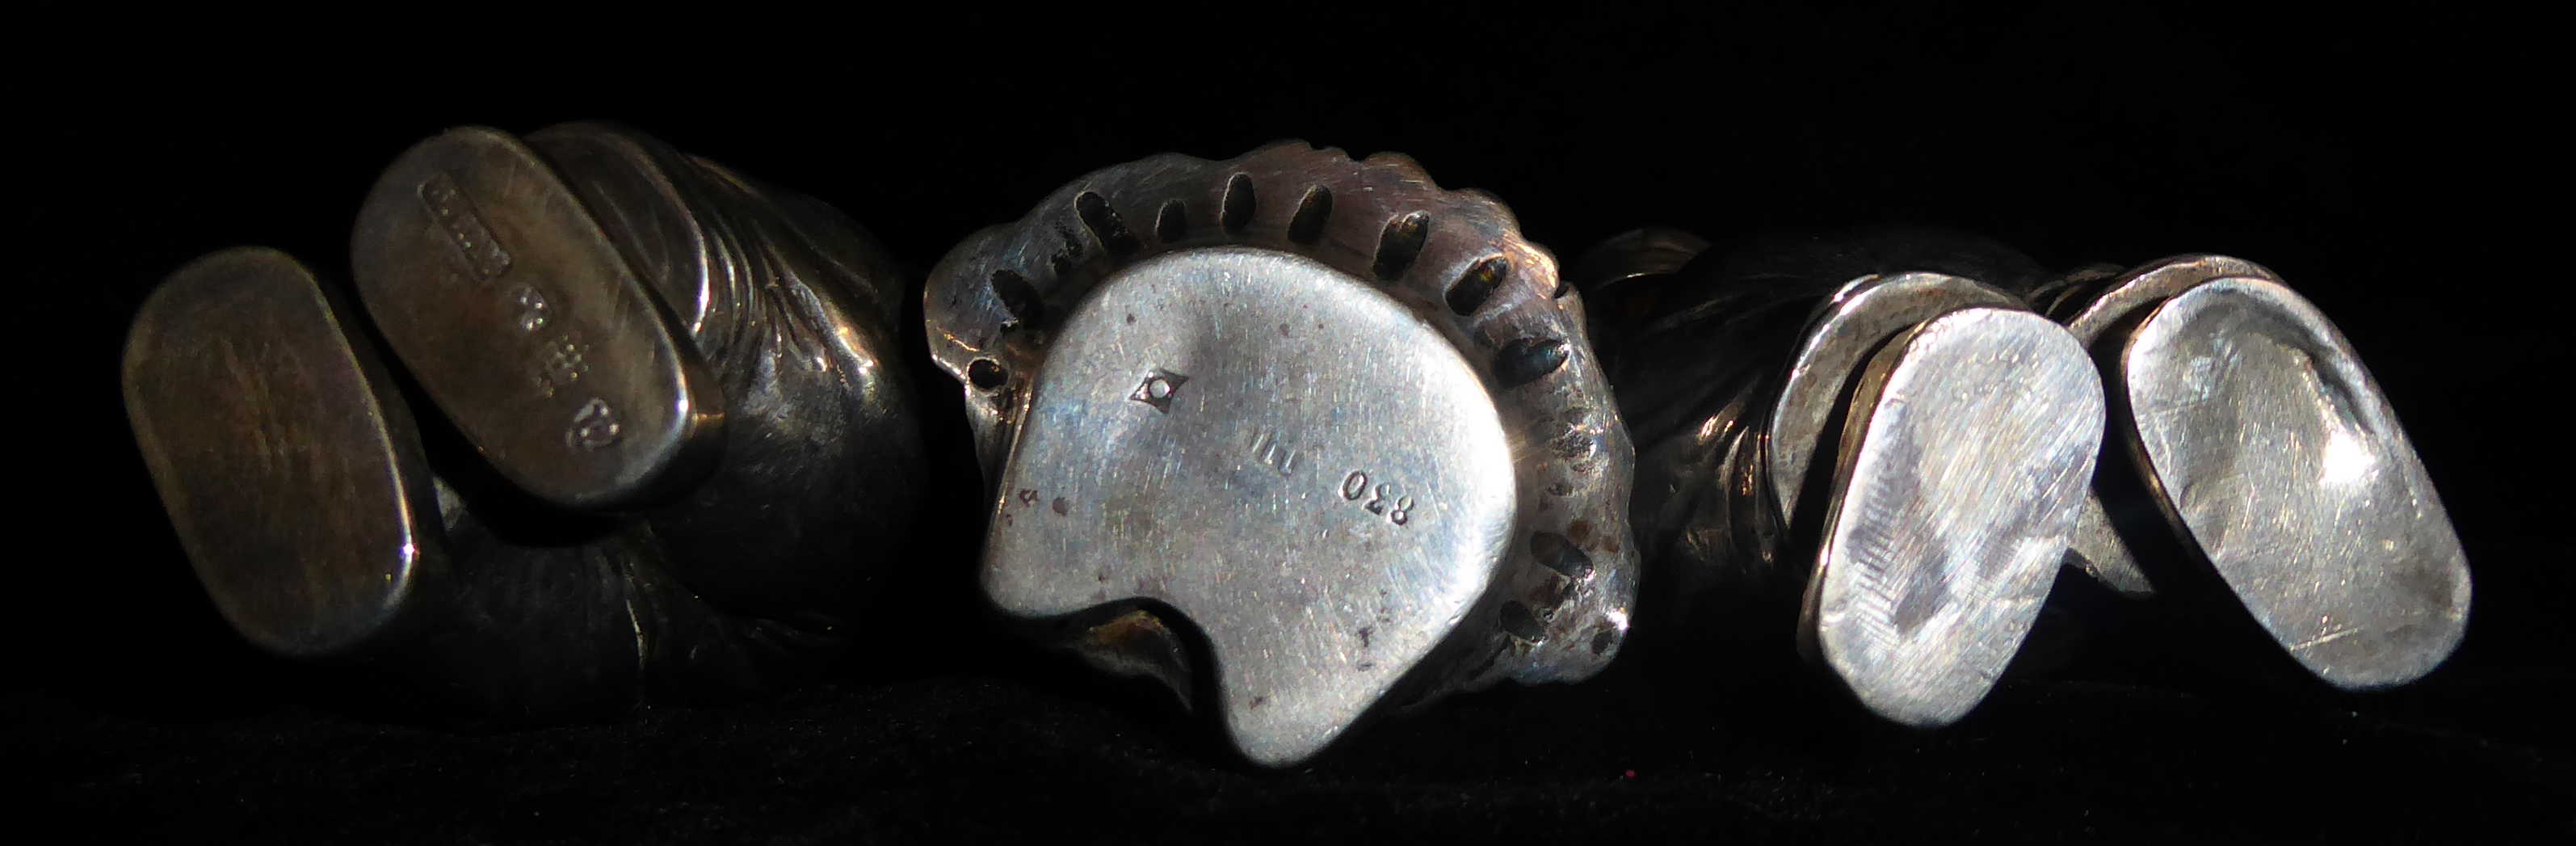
[1339,471,1414,526]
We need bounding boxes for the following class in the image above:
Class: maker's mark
[416,172,512,283]
[1129,368,1189,414]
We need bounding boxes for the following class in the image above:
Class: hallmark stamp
[1249,429,1301,476]
[1129,368,1189,414]
[566,398,621,451]
[536,338,589,398]
[416,173,512,282]
[1340,470,1415,526]
[511,285,552,332]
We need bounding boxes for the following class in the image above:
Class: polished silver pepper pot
[122,123,925,727]
[924,142,1641,767]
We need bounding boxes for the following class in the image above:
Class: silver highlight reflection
[927,143,1638,766]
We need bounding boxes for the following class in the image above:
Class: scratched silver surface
[2121,276,2469,688]
[987,249,1516,765]
[1767,272,2020,520]
[1578,229,2102,726]
[927,142,1637,765]
[122,248,452,659]
[2025,254,2282,596]
[1806,308,2103,726]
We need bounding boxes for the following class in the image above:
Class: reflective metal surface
[1770,273,2021,520]
[2023,255,2278,596]
[2019,254,2473,687]
[123,248,452,659]
[129,123,923,726]
[1808,308,2102,725]
[2116,273,2469,688]
[928,142,1637,765]
[1562,226,1708,292]
[352,127,721,510]
[990,248,1516,764]
[521,123,924,628]
[1578,228,2099,726]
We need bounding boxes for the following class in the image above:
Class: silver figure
[123,124,922,726]
[2024,256,2470,689]
[926,142,1639,766]
[1574,228,2106,726]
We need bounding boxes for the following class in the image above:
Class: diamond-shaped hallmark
[1128,368,1187,414]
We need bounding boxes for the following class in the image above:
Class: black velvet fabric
[15,9,2568,842]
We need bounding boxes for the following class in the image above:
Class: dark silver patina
[126,123,923,726]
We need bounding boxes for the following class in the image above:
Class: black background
[12,8,2569,842]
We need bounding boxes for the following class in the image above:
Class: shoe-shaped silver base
[2103,263,2468,688]
[930,142,1638,767]
[122,247,451,659]
[987,247,1519,764]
